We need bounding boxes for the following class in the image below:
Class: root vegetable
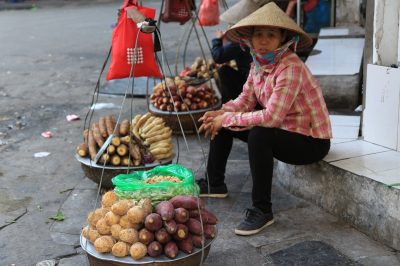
[88,228,101,243]
[141,117,163,135]
[105,115,116,136]
[130,242,147,260]
[133,159,141,166]
[111,137,121,147]
[99,153,110,164]
[200,209,218,225]
[147,241,163,257]
[120,135,131,145]
[138,228,154,245]
[169,195,204,210]
[144,127,171,140]
[94,236,115,253]
[119,228,139,244]
[121,156,132,166]
[119,215,134,229]
[119,119,130,136]
[88,129,97,160]
[155,201,174,221]
[191,234,205,248]
[92,123,105,148]
[76,143,88,157]
[139,198,153,216]
[163,219,177,234]
[82,226,89,239]
[173,224,188,241]
[144,213,162,232]
[155,228,171,244]
[102,191,118,208]
[111,154,121,166]
[174,208,189,223]
[107,145,116,155]
[129,143,141,161]
[139,116,156,134]
[150,147,172,157]
[112,241,130,257]
[96,218,111,235]
[132,113,152,139]
[186,218,202,235]
[99,116,108,138]
[203,224,216,239]
[141,123,165,138]
[117,144,128,156]
[164,241,179,259]
[145,130,171,145]
[112,200,133,216]
[105,211,120,226]
[127,206,146,224]
[83,129,89,146]
[111,224,122,240]
[177,237,193,254]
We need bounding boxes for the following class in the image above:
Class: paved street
[0,1,399,266]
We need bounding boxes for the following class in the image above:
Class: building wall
[373,0,400,66]
[336,0,361,26]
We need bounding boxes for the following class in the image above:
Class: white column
[373,0,400,66]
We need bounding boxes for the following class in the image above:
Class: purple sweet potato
[147,241,163,257]
[155,228,171,245]
[174,207,189,223]
[169,195,204,210]
[186,218,203,235]
[199,209,218,225]
[145,213,162,232]
[191,234,205,248]
[189,209,199,218]
[177,237,193,254]
[163,219,177,234]
[203,224,216,239]
[173,223,189,241]
[138,228,154,245]
[155,201,175,221]
[164,241,179,259]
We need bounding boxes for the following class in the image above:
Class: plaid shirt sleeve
[222,63,303,128]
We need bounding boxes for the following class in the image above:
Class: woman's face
[251,27,285,54]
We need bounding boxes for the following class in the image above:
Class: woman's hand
[199,110,226,139]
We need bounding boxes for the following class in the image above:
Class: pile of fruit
[76,113,173,165]
[150,77,219,112]
[179,57,216,80]
[82,191,217,260]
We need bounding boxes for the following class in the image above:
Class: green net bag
[112,164,199,204]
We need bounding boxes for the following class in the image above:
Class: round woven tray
[148,100,221,135]
[81,233,214,266]
[76,154,174,189]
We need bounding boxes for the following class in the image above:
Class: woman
[198,2,332,236]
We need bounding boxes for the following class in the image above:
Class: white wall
[336,0,361,26]
[373,0,400,66]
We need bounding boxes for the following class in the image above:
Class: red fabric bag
[106,1,162,80]
[198,0,219,26]
[161,0,194,25]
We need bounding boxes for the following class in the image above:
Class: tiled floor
[326,115,400,188]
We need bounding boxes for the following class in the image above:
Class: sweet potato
[200,209,218,225]
[169,195,203,210]
[144,213,162,232]
[119,119,130,136]
[83,129,89,146]
[99,116,108,138]
[117,144,128,156]
[164,241,178,259]
[173,223,188,241]
[155,228,171,244]
[177,237,193,254]
[147,241,163,257]
[174,208,189,223]
[155,201,175,221]
[129,143,141,161]
[186,218,202,235]
[130,242,147,260]
[191,234,205,248]
[203,224,216,239]
[138,228,154,245]
[76,143,88,157]
[163,219,177,234]
[189,209,199,218]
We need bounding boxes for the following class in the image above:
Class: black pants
[217,65,247,103]
[206,127,330,213]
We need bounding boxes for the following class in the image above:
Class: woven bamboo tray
[148,100,221,135]
[76,154,174,189]
[81,232,214,266]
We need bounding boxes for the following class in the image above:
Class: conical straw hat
[220,0,260,25]
[225,2,313,49]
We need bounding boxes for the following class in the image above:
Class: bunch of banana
[131,113,173,161]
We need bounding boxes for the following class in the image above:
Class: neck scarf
[242,36,299,72]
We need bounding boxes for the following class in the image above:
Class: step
[275,115,400,250]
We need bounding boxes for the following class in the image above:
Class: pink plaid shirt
[222,51,332,139]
